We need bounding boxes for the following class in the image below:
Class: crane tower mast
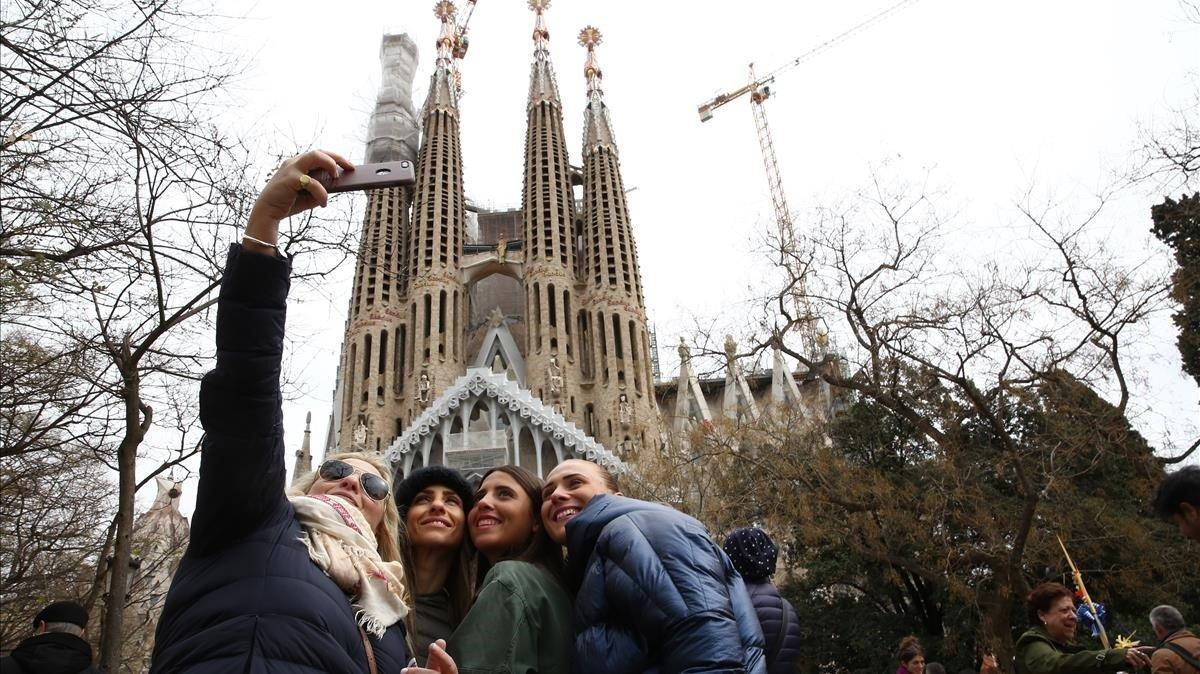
[698,0,918,362]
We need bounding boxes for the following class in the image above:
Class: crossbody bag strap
[1163,642,1200,673]
[358,625,379,674]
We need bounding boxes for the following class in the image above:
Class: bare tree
[699,174,1187,665]
[1,1,355,667]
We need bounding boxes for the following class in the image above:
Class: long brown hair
[395,487,476,629]
[472,465,565,586]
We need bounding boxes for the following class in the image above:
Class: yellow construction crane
[698,0,918,361]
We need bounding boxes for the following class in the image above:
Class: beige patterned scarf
[290,494,409,637]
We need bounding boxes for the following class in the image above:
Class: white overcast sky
[159,0,1200,512]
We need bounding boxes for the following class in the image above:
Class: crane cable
[759,0,920,84]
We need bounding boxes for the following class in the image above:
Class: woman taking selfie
[1014,582,1151,674]
[406,465,572,674]
[150,151,412,672]
[393,466,476,661]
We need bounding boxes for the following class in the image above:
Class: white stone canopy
[385,367,625,478]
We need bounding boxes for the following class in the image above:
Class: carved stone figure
[617,392,632,425]
[352,420,368,450]
[547,355,563,396]
[417,372,433,403]
[677,336,691,362]
[496,237,508,264]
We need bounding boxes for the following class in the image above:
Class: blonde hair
[290,452,402,564]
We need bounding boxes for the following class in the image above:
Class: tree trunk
[99,364,148,671]
[979,583,1017,673]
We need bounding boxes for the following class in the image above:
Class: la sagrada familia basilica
[312,0,841,482]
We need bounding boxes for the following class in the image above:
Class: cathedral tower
[400,2,470,422]
[576,27,660,454]
[335,33,420,454]
[521,0,580,419]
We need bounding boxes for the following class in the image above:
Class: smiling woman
[414,465,573,674]
[393,466,477,662]
[150,151,414,673]
[1014,582,1149,674]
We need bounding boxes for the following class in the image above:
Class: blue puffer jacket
[150,246,410,673]
[565,494,767,674]
[745,583,801,674]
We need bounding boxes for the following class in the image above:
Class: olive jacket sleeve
[1015,628,1127,674]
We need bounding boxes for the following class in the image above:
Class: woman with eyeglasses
[402,465,572,674]
[151,151,436,673]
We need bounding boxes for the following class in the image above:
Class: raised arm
[187,151,352,556]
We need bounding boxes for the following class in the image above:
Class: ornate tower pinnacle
[579,26,603,98]
[434,0,457,67]
[579,26,616,152]
[575,25,659,455]
[531,0,551,57]
[521,0,575,412]
[426,1,460,114]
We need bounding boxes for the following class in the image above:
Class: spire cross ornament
[578,26,603,97]
[530,0,550,56]
[1055,535,1110,649]
[434,0,458,66]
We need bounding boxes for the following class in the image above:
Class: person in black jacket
[723,527,802,674]
[1,601,99,674]
[540,459,766,673]
[150,151,421,673]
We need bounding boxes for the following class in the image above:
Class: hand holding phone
[309,160,415,193]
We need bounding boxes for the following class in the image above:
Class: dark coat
[0,633,99,674]
[565,494,767,674]
[150,245,410,673]
[745,582,801,674]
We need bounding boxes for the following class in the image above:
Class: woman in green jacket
[406,465,571,674]
[1015,582,1152,674]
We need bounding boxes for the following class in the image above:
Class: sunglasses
[318,460,390,501]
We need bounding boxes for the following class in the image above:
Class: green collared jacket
[1015,626,1129,674]
[447,561,572,674]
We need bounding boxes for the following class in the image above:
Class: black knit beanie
[394,465,476,517]
[722,527,779,583]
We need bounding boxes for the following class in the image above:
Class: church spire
[579,26,616,152]
[521,0,576,411]
[527,0,560,105]
[425,0,461,116]
[402,0,469,427]
[293,411,313,484]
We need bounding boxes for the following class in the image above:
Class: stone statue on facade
[417,372,433,403]
[352,420,368,450]
[617,392,632,425]
[496,237,508,264]
[547,355,563,396]
[677,336,691,362]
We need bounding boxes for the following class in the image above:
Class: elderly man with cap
[1,600,99,674]
[723,527,802,674]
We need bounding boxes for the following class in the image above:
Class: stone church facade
[318,6,843,482]
[323,7,657,479]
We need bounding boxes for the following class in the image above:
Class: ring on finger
[298,174,312,191]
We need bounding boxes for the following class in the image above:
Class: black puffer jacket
[0,633,99,674]
[723,527,801,674]
[150,245,410,673]
[744,583,801,674]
